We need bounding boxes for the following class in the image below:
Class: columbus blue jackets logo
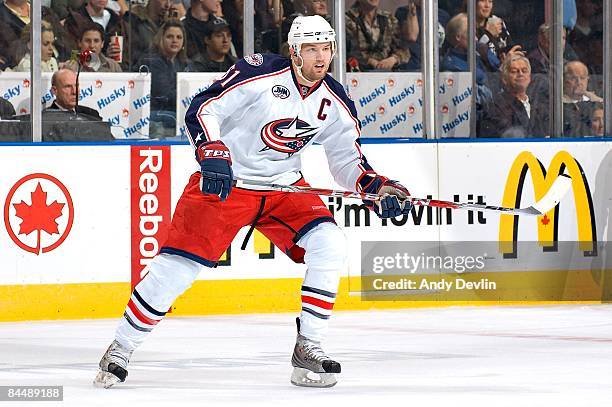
[244,53,264,66]
[260,117,318,156]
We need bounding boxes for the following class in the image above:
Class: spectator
[527,24,572,74]
[568,0,603,75]
[345,0,408,72]
[474,0,521,63]
[304,0,329,20]
[63,23,122,72]
[9,25,59,72]
[440,13,493,109]
[395,0,449,71]
[590,103,604,137]
[570,0,600,46]
[0,96,16,119]
[563,60,602,103]
[138,20,189,134]
[46,68,103,118]
[0,0,30,69]
[50,0,84,21]
[124,0,177,70]
[254,0,284,54]
[108,0,128,16]
[43,6,76,63]
[562,60,602,137]
[219,0,281,54]
[183,0,223,58]
[221,0,244,56]
[480,55,549,138]
[64,0,125,62]
[79,0,118,31]
[281,0,297,16]
[190,17,236,72]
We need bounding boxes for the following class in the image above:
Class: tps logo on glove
[196,141,233,201]
[199,149,231,159]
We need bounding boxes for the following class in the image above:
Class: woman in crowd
[473,0,521,63]
[138,19,190,136]
[590,103,604,137]
[10,25,59,72]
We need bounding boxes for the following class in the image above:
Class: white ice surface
[0,305,611,407]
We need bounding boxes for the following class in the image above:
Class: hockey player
[94,15,412,389]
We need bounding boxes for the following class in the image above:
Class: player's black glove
[362,175,413,219]
[196,140,233,201]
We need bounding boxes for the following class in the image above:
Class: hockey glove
[362,175,413,219]
[196,141,233,201]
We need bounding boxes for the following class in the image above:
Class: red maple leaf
[13,183,65,254]
[541,214,550,226]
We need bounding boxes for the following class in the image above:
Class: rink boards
[0,140,611,321]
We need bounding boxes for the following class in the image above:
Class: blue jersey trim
[323,75,360,125]
[159,247,218,268]
[293,216,336,244]
[185,54,291,146]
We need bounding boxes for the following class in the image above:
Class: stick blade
[528,174,573,215]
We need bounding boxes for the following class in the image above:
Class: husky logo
[272,85,290,99]
[260,117,318,156]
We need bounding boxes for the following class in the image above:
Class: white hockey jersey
[185,53,379,192]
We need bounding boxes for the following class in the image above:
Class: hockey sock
[296,223,347,342]
[115,253,202,350]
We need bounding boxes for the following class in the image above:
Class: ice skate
[93,340,133,389]
[290,319,341,388]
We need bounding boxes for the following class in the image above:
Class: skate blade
[290,367,337,388]
[93,370,121,389]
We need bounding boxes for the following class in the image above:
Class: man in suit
[562,60,603,137]
[480,55,549,138]
[43,68,115,141]
[46,68,103,119]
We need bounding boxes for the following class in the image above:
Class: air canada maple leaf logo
[4,173,74,255]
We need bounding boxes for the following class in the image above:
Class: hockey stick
[234,174,572,216]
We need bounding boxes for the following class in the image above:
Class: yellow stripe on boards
[0,273,606,322]
[0,282,131,322]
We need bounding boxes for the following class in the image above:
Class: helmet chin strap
[293,55,318,86]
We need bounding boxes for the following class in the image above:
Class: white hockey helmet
[287,15,336,59]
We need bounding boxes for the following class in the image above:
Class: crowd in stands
[0,0,606,138]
